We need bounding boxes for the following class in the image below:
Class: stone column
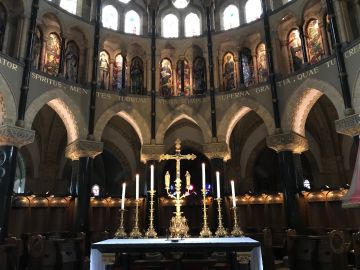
[333,0,352,42]
[267,132,309,231]
[0,125,35,243]
[58,33,66,77]
[319,21,331,57]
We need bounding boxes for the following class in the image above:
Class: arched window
[223,5,240,30]
[288,29,303,72]
[113,54,124,92]
[130,57,144,94]
[176,60,190,96]
[240,47,254,86]
[185,13,201,37]
[32,27,42,69]
[172,0,190,9]
[306,19,324,64]
[160,58,173,96]
[193,57,207,95]
[60,0,77,14]
[125,10,140,35]
[102,5,118,30]
[65,41,79,82]
[223,52,236,91]
[256,43,268,83]
[0,4,6,51]
[43,32,61,76]
[163,14,179,38]
[245,0,262,23]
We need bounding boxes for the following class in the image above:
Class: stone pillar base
[203,141,231,161]
[0,124,35,148]
[65,139,103,160]
[335,113,360,137]
[266,132,309,154]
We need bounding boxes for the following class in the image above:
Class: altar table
[90,237,263,270]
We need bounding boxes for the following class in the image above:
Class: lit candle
[150,164,154,191]
[121,182,126,210]
[216,171,220,199]
[231,180,236,208]
[202,163,206,190]
[135,174,139,200]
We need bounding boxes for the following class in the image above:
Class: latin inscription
[0,56,18,71]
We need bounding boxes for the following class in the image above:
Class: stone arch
[283,78,344,136]
[94,102,149,145]
[218,98,275,145]
[25,89,86,143]
[0,71,17,125]
[156,104,212,144]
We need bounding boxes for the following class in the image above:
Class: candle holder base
[231,207,244,237]
[215,225,228,237]
[115,209,127,239]
[145,227,158,238]
[200,224,212,238]
[130,227,142,238]
[169,215,189,238]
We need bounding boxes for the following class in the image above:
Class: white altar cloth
[90,237,263,270]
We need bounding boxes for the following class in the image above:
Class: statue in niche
[0,6,6,51]
[193,57,206,95]
[43,33,61,76]
[130,57,144,95]
[99,51,109,89]
[32,28,42,69]
[65,41,79,82]
[112,54,123,92]
[160,59,173,97]
[223,53,235,91]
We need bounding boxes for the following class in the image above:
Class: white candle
[216,171,220,199]
[135,174,139,200]
[231,180,236,208]
[150,164,154,191]
[121,182,126,210]
[202,163,206,190]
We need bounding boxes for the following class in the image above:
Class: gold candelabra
[161,139,196,238]
[199,189,212,237]
[130,199,142,238]
[215,198,228,237]
[231,207,244,237]
[115,209,127,238]
[145,190,157,238]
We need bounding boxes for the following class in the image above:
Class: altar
[90,237,263,270]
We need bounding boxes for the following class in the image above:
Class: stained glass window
[43,33,61,76]
[223,52,236,91]
[223,5,240,30]
[185,13,201,37]
[125,10,140,35]
[288,29,304,71]
[0,4,6,51]
[176,60,190,96]
[240,47,254,86]
[163,14,179,38]
[113,54,123,91]
[245,0,262,23]
[102,5,118,30]
[60,0,77,14]
[65,41,79,82]
[193,57,207,95]
[256,43,268,83]
[172,0,190,9]
[160,58,173,96]
[130,57,144,95]
[306,19,324,64]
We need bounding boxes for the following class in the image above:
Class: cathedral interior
[0,0,360,269]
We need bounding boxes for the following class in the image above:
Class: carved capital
[0,125,35,148]
[203,142,231,161]
[335,114,360,137]
[65,139,103,160]
[266,132,308,154]
[141,144,165,163]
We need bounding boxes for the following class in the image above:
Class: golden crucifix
[161,139,196,238]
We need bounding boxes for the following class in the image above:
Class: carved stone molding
[203,141,231,161]
[335,114,360,137]
[266,132,309,154]
[141,144,165,163]
[0,125,35,148]
[65,139,103,160]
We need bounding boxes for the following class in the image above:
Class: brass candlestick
[231,207,244,237]
[199,189,212,237]
[215,198,228,237]
[161,139,195,238]
[115,209,127,238]
[130,199,142,238]
[145,190,157,238]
